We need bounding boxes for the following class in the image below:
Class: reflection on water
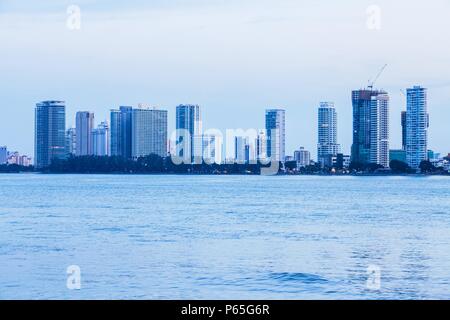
[0,174,450,299]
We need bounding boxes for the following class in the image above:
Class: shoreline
[1,171,449,177]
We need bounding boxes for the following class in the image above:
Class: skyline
[28,86,441,171]
[1,0,450,156]
[0,83,446,166]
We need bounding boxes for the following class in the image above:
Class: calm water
[0,174,450,300]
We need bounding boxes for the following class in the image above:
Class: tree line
[45,155,268,175]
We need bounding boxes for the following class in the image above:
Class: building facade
[256,130,267,162]
[110,106,133,158]
[294,147,311,167]
[401,111,407,150]
[351,90,390,167]
[131,107,168,158]
[317,102,340,167]
[65,128,76,156]
[265,109,286,163]
[369,92,390,168]
[75,111,95,156]
[203,134,223,164]
[406,86,429,169]
[234,136,254,164]
[176,104,202,163]
[0,146,7,165]
[35,101,66,168]
[92,121,110,156]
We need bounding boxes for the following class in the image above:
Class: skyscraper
[401,111,407,151]
[370,92,390,168]
[131,107,168,158]
[265,109,286,163]
[406,86,429,169]
[351,90,390,167]
[256,130,267,162]
[176,104,202,163]
[65,128,77,156]
[35,101,66,169]
[234,136,253,164]
[92,121,110,156]
[0,146,7,165]
[110,106,133,158]
[203,134,222,164]
[317,102,340,167]
[75,111,95,156]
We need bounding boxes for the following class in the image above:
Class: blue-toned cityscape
[3,1,450,304]
[1,85,449,174]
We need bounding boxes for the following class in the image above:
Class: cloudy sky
[1,0,450,158]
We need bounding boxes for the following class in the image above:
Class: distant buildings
[7,151,32,166]
[203,134,222,164]
[370,92,390,167]
[1,146,32,166]
[92,121,110,156]
[110,106,133,159]
[406,86,429,169]
[35,101,66,168]
[26,85,437,172]
[317,102,340,167]
[131,107,168,158]
[401,111,407,150]
[75,111,95,156]
[234,136,253,164]
[265,109,286,162]
[294,147,311,167]
[256,130,267,162]
[351,90,390,167]
[176,104,202,163]
[0,146,7,165]
[65,128,76,156]
[332,154,351,169]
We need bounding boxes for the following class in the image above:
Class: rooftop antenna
[368,64,388,91]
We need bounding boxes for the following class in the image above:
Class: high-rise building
[176,104,202,163]
[401,111,407,150]
[65,128,77,156]
[92,121,110,156]
[203,134,223,164]
[370,92,390,167]
[294,147,311,167]
[256,130,267,162]
[0,146,7,165]
[351,90,390,167]
[317,102,340,167]
[35,101,66,169]
[75,111,95,156]
[265,109,285,162]
[110,106,133,158]
[406,86,429,169]
[131,107,168,158]
[234,136,253,164]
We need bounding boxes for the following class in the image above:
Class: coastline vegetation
[1,155,448,175]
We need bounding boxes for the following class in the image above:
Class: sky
[1,0,450,159]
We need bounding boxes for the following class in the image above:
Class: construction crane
[367,64,388,91]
